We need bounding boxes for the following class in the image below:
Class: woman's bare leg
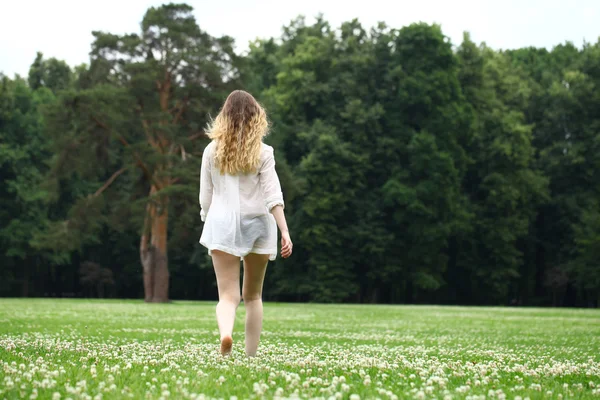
[211,250,241,355]
[242,253,269,356]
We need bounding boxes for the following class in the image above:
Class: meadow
[1,299,599,399]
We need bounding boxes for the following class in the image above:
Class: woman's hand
[280,230,293,258]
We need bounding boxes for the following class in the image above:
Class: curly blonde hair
[206,90,269,175]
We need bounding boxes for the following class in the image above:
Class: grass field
[1,299,599,399]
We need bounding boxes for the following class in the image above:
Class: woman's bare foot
[220,335,233,356]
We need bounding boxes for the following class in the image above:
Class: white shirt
[199,141,284,260]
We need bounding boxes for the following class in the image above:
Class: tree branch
[91,115,162,190]
[136,101,158,147]
[188,132,206,141]
[92,167,127,197]
[172,96,189,125]
[141,118,156,146]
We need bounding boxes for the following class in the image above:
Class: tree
[28,52,73,92]
[249,18,392,302]
[0,76,57,296]
[506,39,600,307]
[543,45,600,306]
[454,34,548,304]
[250,20,474,303]
[39,3,241,302]
[378,24,473,303]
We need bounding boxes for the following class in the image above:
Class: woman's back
[200,141,283,261]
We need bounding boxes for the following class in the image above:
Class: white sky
[1,0,598,77]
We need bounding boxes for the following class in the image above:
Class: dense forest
[1,4,598,307]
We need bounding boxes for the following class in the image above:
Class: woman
[199,90,292,357]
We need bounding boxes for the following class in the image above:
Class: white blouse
[199,141,284,260]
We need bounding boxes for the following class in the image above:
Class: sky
[1,0,599,77]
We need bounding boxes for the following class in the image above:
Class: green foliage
[454,36,548,304]
[0,7,599,306]
[0,77,62,293]
[28,52,73,92]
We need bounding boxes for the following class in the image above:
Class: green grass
[1,299,599,399]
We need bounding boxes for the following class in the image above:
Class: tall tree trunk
[140,185,170,303]
[141,201,155,302]
[139,71,174,303]
[151,195,169,302]
[141,250,155,301]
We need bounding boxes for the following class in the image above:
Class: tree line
[1,4,598,307]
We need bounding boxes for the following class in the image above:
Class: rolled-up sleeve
[259,146,284,211]
[199,144,213,222]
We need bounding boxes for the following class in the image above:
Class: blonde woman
[199,90,292,357]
